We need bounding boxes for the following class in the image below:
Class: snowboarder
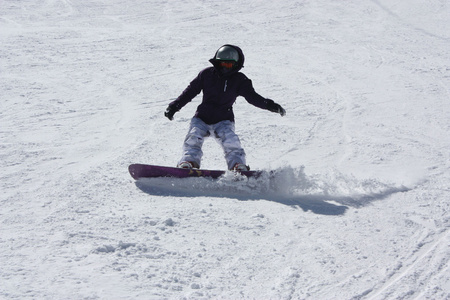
[164,44,286,171]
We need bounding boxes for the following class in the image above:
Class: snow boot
[177,161,199,169]
[232,163,249,172]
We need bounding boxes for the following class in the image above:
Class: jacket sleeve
[238,77,272,110]
[168,71,203,111]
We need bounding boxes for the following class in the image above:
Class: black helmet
[210,44,245,76]
[214,45,239,62]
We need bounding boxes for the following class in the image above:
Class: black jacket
[168,45,274,124]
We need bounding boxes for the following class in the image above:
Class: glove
[266,100,286,116]
[164,106,177,121]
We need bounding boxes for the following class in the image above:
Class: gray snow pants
[179,118,246,170]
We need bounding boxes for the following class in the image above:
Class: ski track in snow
[1,0,449,299]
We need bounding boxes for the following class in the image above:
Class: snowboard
[128,163,262,180]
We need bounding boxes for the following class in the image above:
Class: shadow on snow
[134,173,410,216]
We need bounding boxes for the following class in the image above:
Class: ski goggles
[219,60,236,69]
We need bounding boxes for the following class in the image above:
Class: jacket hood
[209,44,245,76]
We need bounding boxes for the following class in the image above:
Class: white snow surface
[1,0,449,299]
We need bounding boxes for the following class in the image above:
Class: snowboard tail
[128,164,261,180]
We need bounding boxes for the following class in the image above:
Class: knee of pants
[217,131,242,150]
[184,128,208,148]
[185,134,204,148]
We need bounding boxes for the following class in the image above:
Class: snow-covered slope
[1,0,449,299]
